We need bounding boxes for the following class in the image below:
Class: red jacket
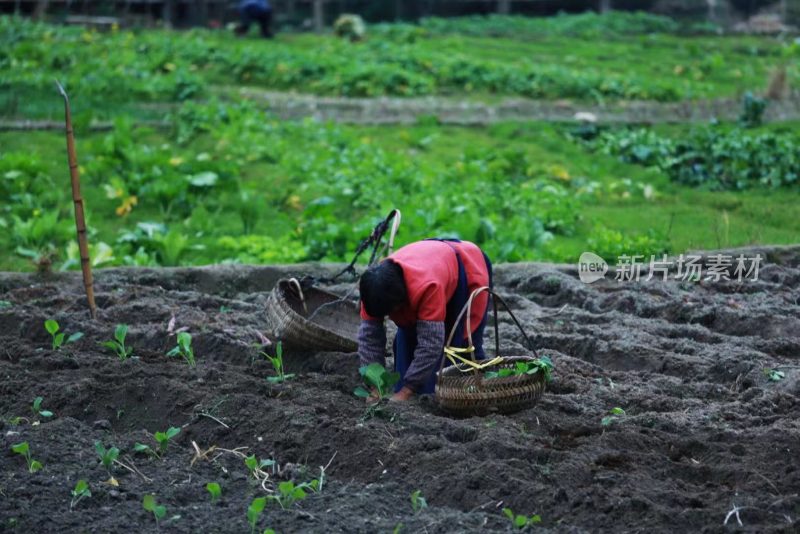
[360,240,489,338]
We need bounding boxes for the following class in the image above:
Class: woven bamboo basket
[265,279,360,352]
[435,286,548,416]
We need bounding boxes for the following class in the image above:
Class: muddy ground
[1,247,799,533]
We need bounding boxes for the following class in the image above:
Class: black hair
[359,260,407,318]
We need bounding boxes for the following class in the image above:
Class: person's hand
[390,386,415,402]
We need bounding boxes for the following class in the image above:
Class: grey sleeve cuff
[403,320,445,392]
[358,319,386,367]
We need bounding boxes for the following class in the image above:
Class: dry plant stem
[114,457,152,482]
[198,412,230,429]
[55,80,96,319]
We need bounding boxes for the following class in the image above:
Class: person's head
[359,260,407,318]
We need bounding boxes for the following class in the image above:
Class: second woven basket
[435,286,550,416]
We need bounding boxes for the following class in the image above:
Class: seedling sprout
[135,426,181,458]
[245,455,276,479]
[70,480,91,510]
[44,319,83,350]
[601,407,626,426]
[31,396,53,421]
[503,507,542,529]
[354,363,400,401]
[410,490,428,513]
[206,482,221,502]
[142,494,166,525]
[167,332,196,367]
[95,441,120,472]
[763,368,785,382]
[100,324,133,360]
[268,480,319,510]
[247,496,267,534]
[11,442,42,473]
[264,342,295,384]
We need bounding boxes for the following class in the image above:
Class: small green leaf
[54,332,65,347]
[39,410,53,418]
[503,508,514,520]
[259,459,275,469]
[206,482,221,501]
[134,443,151,453]
[154,505,166,520]
[601,416,615,426]
[33,397,43,411]
[384,371,401,389]
[73,479,89,495]
[100,340,119,351]
[44,319,59,335]
[67,332,84,343]
[166,426,181,439]
[245,455,257,470]
[530,514,542,524]
[363,363,387,389]
[114,324,128,344]
[177,332,192,350]
[29,460,43,473]
[353,386,370,398]
[11,442,29,455]
[247,496,267,525]
[610,407,626,416]
[95,441,106,457]
[142,494,156,512]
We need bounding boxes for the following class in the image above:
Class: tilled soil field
[1,247,799,533]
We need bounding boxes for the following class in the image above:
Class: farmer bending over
[358,239,492,401]
[235,0,273,38]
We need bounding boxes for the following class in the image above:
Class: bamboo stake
[55,80,97,319]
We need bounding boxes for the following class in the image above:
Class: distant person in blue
[235,0,273,38]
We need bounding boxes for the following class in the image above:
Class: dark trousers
[394,242,493,394]
[237,5,272,38]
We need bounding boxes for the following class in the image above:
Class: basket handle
[287,277,308,315]
[440,286,539,373]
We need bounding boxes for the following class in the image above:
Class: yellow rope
[443,346,503,372]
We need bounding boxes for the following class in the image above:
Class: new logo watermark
[578,252,608,284]
[577,252,762,284]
